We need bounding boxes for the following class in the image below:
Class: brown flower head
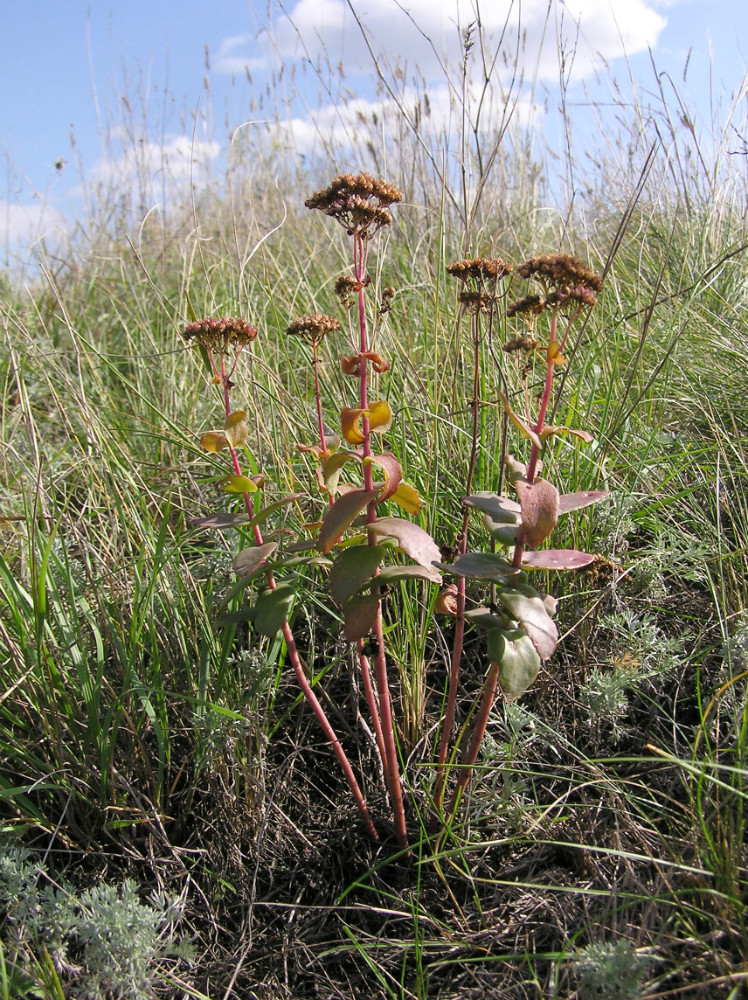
[379,286,396,314]
[506,294,546,321]
[286,313,341,348]
[504,333,540,354]
[446,257,513,285]
[334,274,370,308]
[517,254,602,303]
[182,316,258,354]
[305,173,403,236]
[458,290,497,315]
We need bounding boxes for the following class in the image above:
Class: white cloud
[272,82,543,157]
[214,34,266,75]
[218,0,668,84]
[87,135,221,192]
[0,198,68,262]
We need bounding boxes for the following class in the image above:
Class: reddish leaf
[557,490,610,514]
[233,541,278,578]
[368,517,441,580]
[539,425,594,443]
[515,478,559,548]
[319,489,379,553]
[369,452,403,504]
[522,549,596,570]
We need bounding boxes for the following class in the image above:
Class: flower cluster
[182,317,258,353]
[305,172,403,236]
[334,274,370,308]
[447,257,513,314]
[445,257,513,283]
[506,294,545,320]
[286,313,341,348]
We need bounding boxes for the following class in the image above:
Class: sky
[1,0,747,272]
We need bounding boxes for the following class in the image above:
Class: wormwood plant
[0,845,189,999]
[181,173,610,850]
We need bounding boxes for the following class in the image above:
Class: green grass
[1,28,748,998]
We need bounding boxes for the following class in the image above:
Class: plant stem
[353,230,408,848]
[512,307,558,569]
[215,349,378,840]
[431,313,482,823]
[444,660,501,820]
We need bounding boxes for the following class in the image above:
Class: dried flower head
[506,294,546,320]
[458,290,497,315]
[334,274,369,308]
[182,317,258,353]
[446,257,513,284]
[286,313,341,348]
[305,173,403,236]
[504,333,540,353]
[517,254,602,299]
[547,285,600,309]
[380,286,396,314]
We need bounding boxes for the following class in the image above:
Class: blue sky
[2,0,747,270]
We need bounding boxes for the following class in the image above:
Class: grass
[1,12,748,997]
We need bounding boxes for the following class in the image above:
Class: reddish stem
[215,349,378,839]
[431,317,481,823]
[352,230,408,849]
[444,660,501,819]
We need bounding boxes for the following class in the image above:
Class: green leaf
[191,512,254,530]
[322,451,362,495]
[485,517,521,545]
[329,545,386,604]
[496,632,541,700]
[372,564,442,588]
[498,585,558,660]
[341,593,381,642]
[249,494,303,529]
[464,606,512,631]
[319,489,379,553]
[439,551,520,583]
[465,493,521,523]
[368,517,442,581]
[220,475,258,494]
[255,582,295,636]
[215,607,257,626]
